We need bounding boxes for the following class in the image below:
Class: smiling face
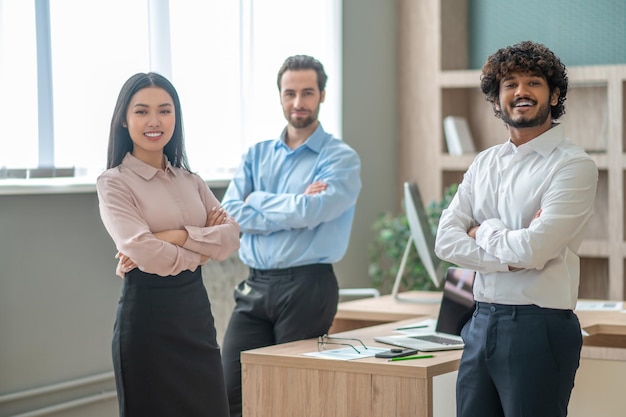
[125,86,175,168]
[496,72,558,131]
[279,69,325,129]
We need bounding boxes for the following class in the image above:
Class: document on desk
[304,347,388,361]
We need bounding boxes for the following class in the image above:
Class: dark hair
[480,41,568,121]
[106,72,190,170]
[276,55,327,93]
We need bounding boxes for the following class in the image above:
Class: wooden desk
[242,319,462,417]
[330,291,442,333]
[333,292,626,354]
[563,306,626,417]
[577,308,626,350]
[334,294,626,417]
[246,294,626,417]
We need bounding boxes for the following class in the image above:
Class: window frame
[0,0,342,189]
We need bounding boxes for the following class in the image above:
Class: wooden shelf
[579,240,612,258]
[439,153,477,170]
[439,70,481,87]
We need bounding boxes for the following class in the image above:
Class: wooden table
[578,308,626,343]
[563,305,626,416]
[332,292,626,353]
[329,291,442,333]
[242,318,462,417]
[243,294,626,417]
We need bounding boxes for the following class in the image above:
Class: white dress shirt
[435,124,598,309]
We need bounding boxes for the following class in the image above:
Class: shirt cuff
[475,218,506,248]
[183,225,223,258]
[245,191,269,210]
[178,245,202,269]
[476,218,522,268]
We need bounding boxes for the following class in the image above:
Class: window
[50,0,150,175]
[0,0,342,181]
[0,0,39,170]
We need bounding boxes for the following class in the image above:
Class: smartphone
[374,348,418,359]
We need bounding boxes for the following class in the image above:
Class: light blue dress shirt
[221,124,361,269]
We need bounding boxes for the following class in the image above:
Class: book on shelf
[443,116,475,155]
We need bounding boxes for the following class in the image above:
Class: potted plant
[368,184,458,294]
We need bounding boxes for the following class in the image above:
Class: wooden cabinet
[397,0,626,300]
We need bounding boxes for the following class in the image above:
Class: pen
[388,354,434,362]
[395,325,429,330]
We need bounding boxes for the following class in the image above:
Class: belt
[249,263,333,276]
[476,302,571,315]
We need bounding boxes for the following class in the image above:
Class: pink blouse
[97,153,240,277]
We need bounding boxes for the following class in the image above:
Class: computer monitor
[390,182,446,303]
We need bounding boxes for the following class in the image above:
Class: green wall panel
[469,0,626,69]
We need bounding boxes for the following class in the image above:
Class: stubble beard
[285,102,320,129]
[501,100,552,128]
[289,115,316,129]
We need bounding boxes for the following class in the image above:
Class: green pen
[388,354,434,362]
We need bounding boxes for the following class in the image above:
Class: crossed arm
[115,206,231,278]
[117,180,328,275]
[466,209,542,272]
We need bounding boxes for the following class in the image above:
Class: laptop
[375,267,476,351]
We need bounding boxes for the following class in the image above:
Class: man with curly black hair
[435,41,598,417]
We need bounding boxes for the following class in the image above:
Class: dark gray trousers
[221,264,339,417]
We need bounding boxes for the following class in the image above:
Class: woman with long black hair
[97,72,239,417]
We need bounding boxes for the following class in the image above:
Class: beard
[284,102,320,129]
[501,100,551,128]
[289,114,316,129]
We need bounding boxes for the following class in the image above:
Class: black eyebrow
[131,102,173,108]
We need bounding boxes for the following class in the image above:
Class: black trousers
[112,268,229,417]
[456,302,582,417]
[221,264,339,417]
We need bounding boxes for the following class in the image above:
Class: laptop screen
[435,268,476,335]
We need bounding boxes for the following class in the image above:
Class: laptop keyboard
[411,334,460,345]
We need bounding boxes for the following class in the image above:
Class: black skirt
[112,268,229,417]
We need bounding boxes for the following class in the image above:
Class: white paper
[303,347,388,361]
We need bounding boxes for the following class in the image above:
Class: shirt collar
[497,123,565,158]
[121,152,177,180]
[521,123,565,158]
[498,140,517,157]
[275,123,326,153]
